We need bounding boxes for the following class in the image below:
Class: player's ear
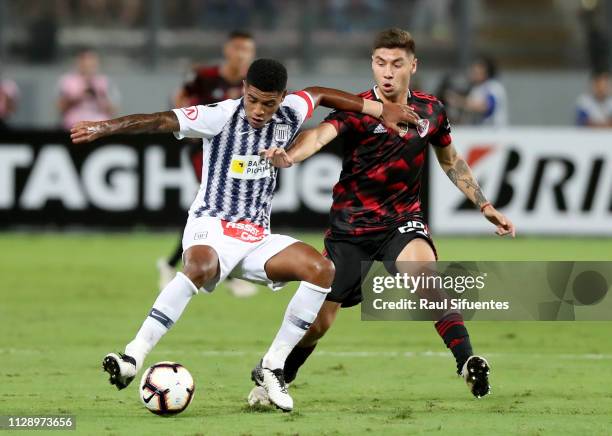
[242,80,248,95]
[281,90,287,100]
[411,57,418,74]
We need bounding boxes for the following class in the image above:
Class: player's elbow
[302,86,323,106]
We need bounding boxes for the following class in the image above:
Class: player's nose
[254,104,265,116]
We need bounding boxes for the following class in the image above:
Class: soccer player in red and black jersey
[255,28,515,401]
[158,31,257,296]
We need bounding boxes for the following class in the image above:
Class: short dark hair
[474,55,498,79]
[373,28,415,55]
[228,30,253,41]
[246,58,287,93]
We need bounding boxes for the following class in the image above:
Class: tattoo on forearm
[445,158,488,208]
[108,112,178,135]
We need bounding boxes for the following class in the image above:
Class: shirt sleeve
[429,102,452,148]
[172,99,236,139]
[322,109,360,135]
[281,90,315,124]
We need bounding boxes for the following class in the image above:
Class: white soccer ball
[139,361,195,415]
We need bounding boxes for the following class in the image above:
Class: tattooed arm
[70,111,179,144]
[434,143,515,237]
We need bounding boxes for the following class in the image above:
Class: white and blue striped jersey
[172,91,314,230]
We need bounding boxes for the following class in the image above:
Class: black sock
[434,312,473,374]
[283,344,317,383]
[167,235,184,268]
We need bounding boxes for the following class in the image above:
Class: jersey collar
[372,85,411,103]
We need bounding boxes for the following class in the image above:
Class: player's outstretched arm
[434,143,516,237]
[261,122,338,168]
[70,111,179,144]
[304,86,419,134]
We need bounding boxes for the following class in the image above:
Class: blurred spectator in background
[576,71,612,127]
[0,76,20,130]
[445,55,508,126]
[57,49,120,130]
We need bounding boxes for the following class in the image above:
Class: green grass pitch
[2,233,612,435]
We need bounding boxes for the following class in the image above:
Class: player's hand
[381,103,420,135]
[70,121,108,144]
[482,205,516,237]
[259,146,294,168]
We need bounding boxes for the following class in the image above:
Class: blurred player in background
[575,70,612,127]
[57,48,120,130]
[254,29,515,405]
[157,31,258,297]
[0,75,19,130]
[71,58,417,411]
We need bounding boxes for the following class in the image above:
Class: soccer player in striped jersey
[158,30,258,297]
[256,29,515,403]
[71,58,418,412]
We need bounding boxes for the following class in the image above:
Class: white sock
[125,272,198,370]
[262,281,330,370]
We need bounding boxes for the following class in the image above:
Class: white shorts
[182,216,299,293]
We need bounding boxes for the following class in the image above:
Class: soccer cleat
[156,258,176,292]
[250,361,293,411]
[226,278,258,298]
[461,355,491,398]
[102,352,137,390]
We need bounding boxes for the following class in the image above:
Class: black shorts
[324,217,437,308]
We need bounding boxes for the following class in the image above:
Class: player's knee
[182,247,219,288]
[303,257,335,288]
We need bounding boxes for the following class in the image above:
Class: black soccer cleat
[461,355,491,398]
[102,352,137,390]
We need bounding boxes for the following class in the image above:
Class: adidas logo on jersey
[373,124,387,134]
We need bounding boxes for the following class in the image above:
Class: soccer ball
[139,362,195,415]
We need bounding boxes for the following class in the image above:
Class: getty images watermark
[362,262,612,321]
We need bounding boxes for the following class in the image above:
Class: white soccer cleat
[102,352,137,390]
[156,258,176,292]
[261,367,293,411]
[461,355,491,398]
[247,385,271,407]
[226,278,259,298]
[251,361,293,411]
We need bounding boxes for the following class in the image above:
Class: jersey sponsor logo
[221,220,265,242]
[273,124,290,143]
[373,124,387,134]
[181,106,199,121]
[228,155,271,180]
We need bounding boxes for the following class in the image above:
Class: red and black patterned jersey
[323,86,451,236]
[182,65,243,106]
